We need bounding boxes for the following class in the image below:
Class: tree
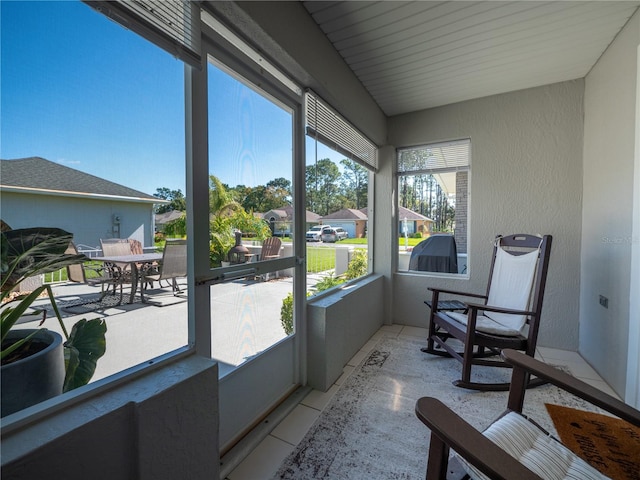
[209,175,240,217]
[154,188,186,213]
[306,158,341,215]
[265,177,292,207]
[232,178,291,213]
[340,159,368,209]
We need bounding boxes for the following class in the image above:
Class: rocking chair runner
[423,234,552,391]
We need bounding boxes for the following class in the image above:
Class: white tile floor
[225,325,619,480]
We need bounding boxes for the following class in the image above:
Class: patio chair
[260,236,282,261]
[415,349,640,480]
[139,239,186,302]
[260,236,282,280]
[100,238,133,256]
[66,242,126,304]
[100,238,140,281]
[423,234,552,391]
[128,238,144,254]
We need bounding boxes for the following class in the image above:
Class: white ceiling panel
[303,1,640,116]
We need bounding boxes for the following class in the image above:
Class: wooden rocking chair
[415,349,640,480]
[423,234,552,391]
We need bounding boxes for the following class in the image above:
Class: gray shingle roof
[0,157,160,201]
[263,206,321,223]
[321,208,368,220]
[155,210,184,224]
[360,206,433,222]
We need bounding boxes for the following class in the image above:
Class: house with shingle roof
[359,206,433,239]
[320,208,369,239]
[262,205,321,237]
[0,157,166,249]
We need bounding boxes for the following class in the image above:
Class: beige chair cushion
[458,411,610,480]
[445,311,522,336]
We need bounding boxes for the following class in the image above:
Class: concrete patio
[22,274,298,383]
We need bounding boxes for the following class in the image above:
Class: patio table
[93,253,163,304]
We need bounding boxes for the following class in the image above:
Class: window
[1,0,188,415]
[305,91,376,295]
[397,139,470,275]
[207,58,295,367]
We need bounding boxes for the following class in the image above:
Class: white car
[306,225,332,242]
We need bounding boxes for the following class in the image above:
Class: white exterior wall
[581,10,640,399]
[388,80,585,350]
[1,192,155,249]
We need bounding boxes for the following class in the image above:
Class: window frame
[304,94,377,298]
[396,139,471,277]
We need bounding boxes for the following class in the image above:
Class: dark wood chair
[423,234,552,391]
[415,349,640,480]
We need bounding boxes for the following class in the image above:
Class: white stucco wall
[581,11,639,398]
[388,80,585,350]
[1,192,155,249]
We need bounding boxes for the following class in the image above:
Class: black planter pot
[1,329,65,417]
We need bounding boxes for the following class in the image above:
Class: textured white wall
[388,80,585,350]
[581,11,639,397]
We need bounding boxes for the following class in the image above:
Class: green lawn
[306,246,335,273]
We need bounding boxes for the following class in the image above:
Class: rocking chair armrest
[427,287,487,299]
[465,302,535,317]
[415,397,542,480]
[502,350,640,427]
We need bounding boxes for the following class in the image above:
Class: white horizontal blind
[306,90,378,172]
[398,139,470,174]
[84,0,201,67]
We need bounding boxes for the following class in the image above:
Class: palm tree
[209,175,241,217]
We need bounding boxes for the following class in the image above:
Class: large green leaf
[1,227,87,293]
[63,318,107,392]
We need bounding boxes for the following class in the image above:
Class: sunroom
[1,1,639,479]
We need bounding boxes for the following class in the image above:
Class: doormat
[546,403,640,480]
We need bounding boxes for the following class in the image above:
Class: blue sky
[1,1,345,197]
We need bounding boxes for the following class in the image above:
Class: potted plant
[1,227,107,417]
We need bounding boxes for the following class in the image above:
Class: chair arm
[427,287,487,299]
[465,302,535,317]
[502,349,640,427]
[415,397,542,480]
